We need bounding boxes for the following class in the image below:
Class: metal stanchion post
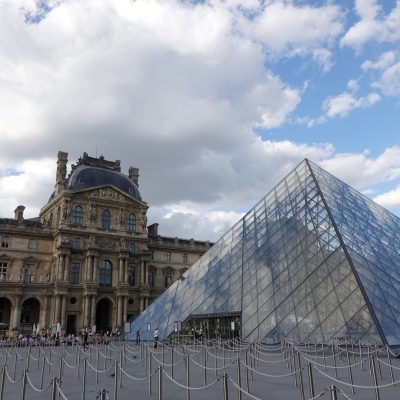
[204,347,207,386]
[297,352,305,400]
[223,372,229,400]
[346,348,355,394]
[82,358,87,400]
[13,353,17,380]
[329,385,338,400]
[96,349,99,383]
[371,357,380,400]
[27,346,31,371]
[49,349,52,373]
[21,369,27,400]
[307,363,315,398]
[236,357,242,400]
[148,352,152,395]
[0,367,4,400]
[245,352,250,393]
[186,354,190,400]
[119,352,123,388]
[51,378,58,400]
[386,346,395,386]
[158,366,163,400]
[114,361,118,400]
[171,345,174,379]
[40,355,46,390]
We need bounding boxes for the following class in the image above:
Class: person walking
[136,330,141,346]
[153,328,159,348]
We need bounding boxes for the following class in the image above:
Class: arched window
[102,210,111,229]
[72,205,84,225]
[127,213,136,233]
[98,260,112,287]
[128,266,135,286]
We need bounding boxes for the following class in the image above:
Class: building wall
[0,152,212,336]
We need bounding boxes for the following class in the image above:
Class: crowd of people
[0,329,123,347]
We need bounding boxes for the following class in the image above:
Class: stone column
[119,258,124,283]
[124,260,128,283]
[139,297,144,313]
[63,255,70,281]
[12,295,22,330]
[86,255,92,282]
[54,295,61,324]
[116,297,121,327]
[83,295,90,327]
[123,296,128,323]
[57,255,64,281]
[92,256,98,282]
[90,295,96,327]
[61,295,67,329]
[40,296,49,329]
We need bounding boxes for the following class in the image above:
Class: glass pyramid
[131,159,400,345]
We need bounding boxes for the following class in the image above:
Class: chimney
[148,223,159,238]
[128,167,139,186]
[55,151,68,196]
[14,205,25,222]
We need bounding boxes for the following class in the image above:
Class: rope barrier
[86,360,114,374]
[25,372,53,392]
[162,368,221,390]
[312,363,400,389]
[240,358,304,378]
[118,364,156,381]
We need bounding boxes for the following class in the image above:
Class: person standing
[153,328,159,348]
[136,330,141,346]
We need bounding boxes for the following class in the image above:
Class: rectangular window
[166,252,171,261]
[28,239,37,250]
[0,262,7,281]
[148,271,155,288]
[1,236,9,248]
[128,266,135,286]
[183,253,188,264]
[70,262,80,284]
[71,238,81,249]
[23,263,34,283]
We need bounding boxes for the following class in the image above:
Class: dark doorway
[20,298,40,333]
[66,315,76,335]
[96,298,112,332]
[0,298,11,333]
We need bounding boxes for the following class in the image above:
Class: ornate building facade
[0,151,212,335]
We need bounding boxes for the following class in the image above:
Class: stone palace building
[0,151,212,336]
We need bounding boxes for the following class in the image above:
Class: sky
[0,0,400,241]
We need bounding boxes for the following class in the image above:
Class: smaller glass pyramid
[130,159,400,345]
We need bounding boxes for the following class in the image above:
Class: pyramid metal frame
[130,159,400,345]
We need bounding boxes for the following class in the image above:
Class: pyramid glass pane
[309,160,400,345]
[129,159,400,344]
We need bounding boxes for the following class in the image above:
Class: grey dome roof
[67,165,141,200]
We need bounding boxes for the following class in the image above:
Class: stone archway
[20,298,40,333]
[0,298,11,332]
[96,298,113,332]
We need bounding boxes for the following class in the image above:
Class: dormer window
[102,209,111,229]
[1,236,9,248]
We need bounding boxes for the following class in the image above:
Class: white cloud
[362,51,400,96]
[248,2,343,52]
[322,91,381,118]
[341,0,400,48]
[320,147,400,190]
[374,187,400,210]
